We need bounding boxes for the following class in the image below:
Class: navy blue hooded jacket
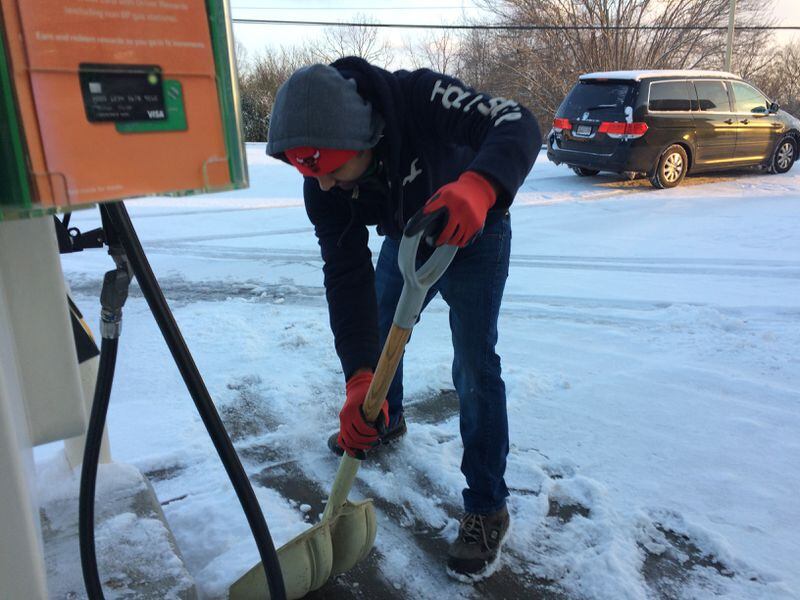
[272,57,541,380]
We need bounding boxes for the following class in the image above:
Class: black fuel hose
[78,336,118,599]
[79,202,286,600]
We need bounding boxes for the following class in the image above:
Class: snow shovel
[229,210,457,599]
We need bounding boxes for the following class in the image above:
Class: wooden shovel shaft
[323,324,411,520]
[362,324,412,423]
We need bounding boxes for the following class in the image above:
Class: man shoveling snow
[265,56,541,581]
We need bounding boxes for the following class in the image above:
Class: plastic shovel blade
[329,498,377,575]
[228,499,376,599]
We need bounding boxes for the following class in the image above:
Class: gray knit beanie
[265,64,384,156]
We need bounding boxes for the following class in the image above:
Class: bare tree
[404,30,462,75]
[403,27,516,99]
[468,0,776,127]
[454,29,501,93]
[750,40,800,115]
[308,14,394,68]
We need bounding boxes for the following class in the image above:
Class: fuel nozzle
[99,242,132,340]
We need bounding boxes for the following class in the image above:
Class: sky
[230,0,800,64]
[230,0,486,63]
[773,0,800,43]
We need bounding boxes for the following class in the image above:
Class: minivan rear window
[557,81,633,118]
[694,81,731,112]
[648,81,691,111]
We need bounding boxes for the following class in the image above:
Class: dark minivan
[547,70,800,188]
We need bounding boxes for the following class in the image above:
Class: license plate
[576,124,592,136]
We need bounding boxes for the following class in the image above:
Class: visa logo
[147,110,165,119]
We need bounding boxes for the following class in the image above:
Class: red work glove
[338,371,389,459]
[422,171,497,247]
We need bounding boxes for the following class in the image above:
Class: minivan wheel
[650,145,688,189]
[769,137,796,174]
[572,166,600,177]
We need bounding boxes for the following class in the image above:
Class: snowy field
[43,144,800,599]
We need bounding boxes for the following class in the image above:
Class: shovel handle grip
[394,226,457,330]
[362,324,411,422]
[361,233,456,422]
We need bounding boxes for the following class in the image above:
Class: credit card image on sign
[78,64,167,123]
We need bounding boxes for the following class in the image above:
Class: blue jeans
[374,213,511,515]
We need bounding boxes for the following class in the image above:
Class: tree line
[236,0,800,142]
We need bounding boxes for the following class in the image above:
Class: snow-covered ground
[42,145,800,599]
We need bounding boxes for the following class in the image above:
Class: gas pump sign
[0,0,246,221]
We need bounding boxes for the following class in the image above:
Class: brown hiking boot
[446,505,510,582]
[326,414,407,457]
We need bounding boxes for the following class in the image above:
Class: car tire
[650,145,688,189]
[769,136,796,174]
[572,167,600,177]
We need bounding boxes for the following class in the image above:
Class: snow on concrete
[37,456,196,598]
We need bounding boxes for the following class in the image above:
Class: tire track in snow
[509,255,800,279]
[66,272,799,339]
[130,238,800,280]
[144,226,314,246]
[67,278,326,307]
[141,245,323,265]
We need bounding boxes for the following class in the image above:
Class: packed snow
[40,144,800,599]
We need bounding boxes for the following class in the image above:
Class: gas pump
[0,2,285,598]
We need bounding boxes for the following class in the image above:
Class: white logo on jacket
[403,158,423,186]
[430,80,522,126]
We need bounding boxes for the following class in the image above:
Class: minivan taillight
[598,121,648,139]
[553,118,572,132]
[598,122,626,135]
[626,122,649,137]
